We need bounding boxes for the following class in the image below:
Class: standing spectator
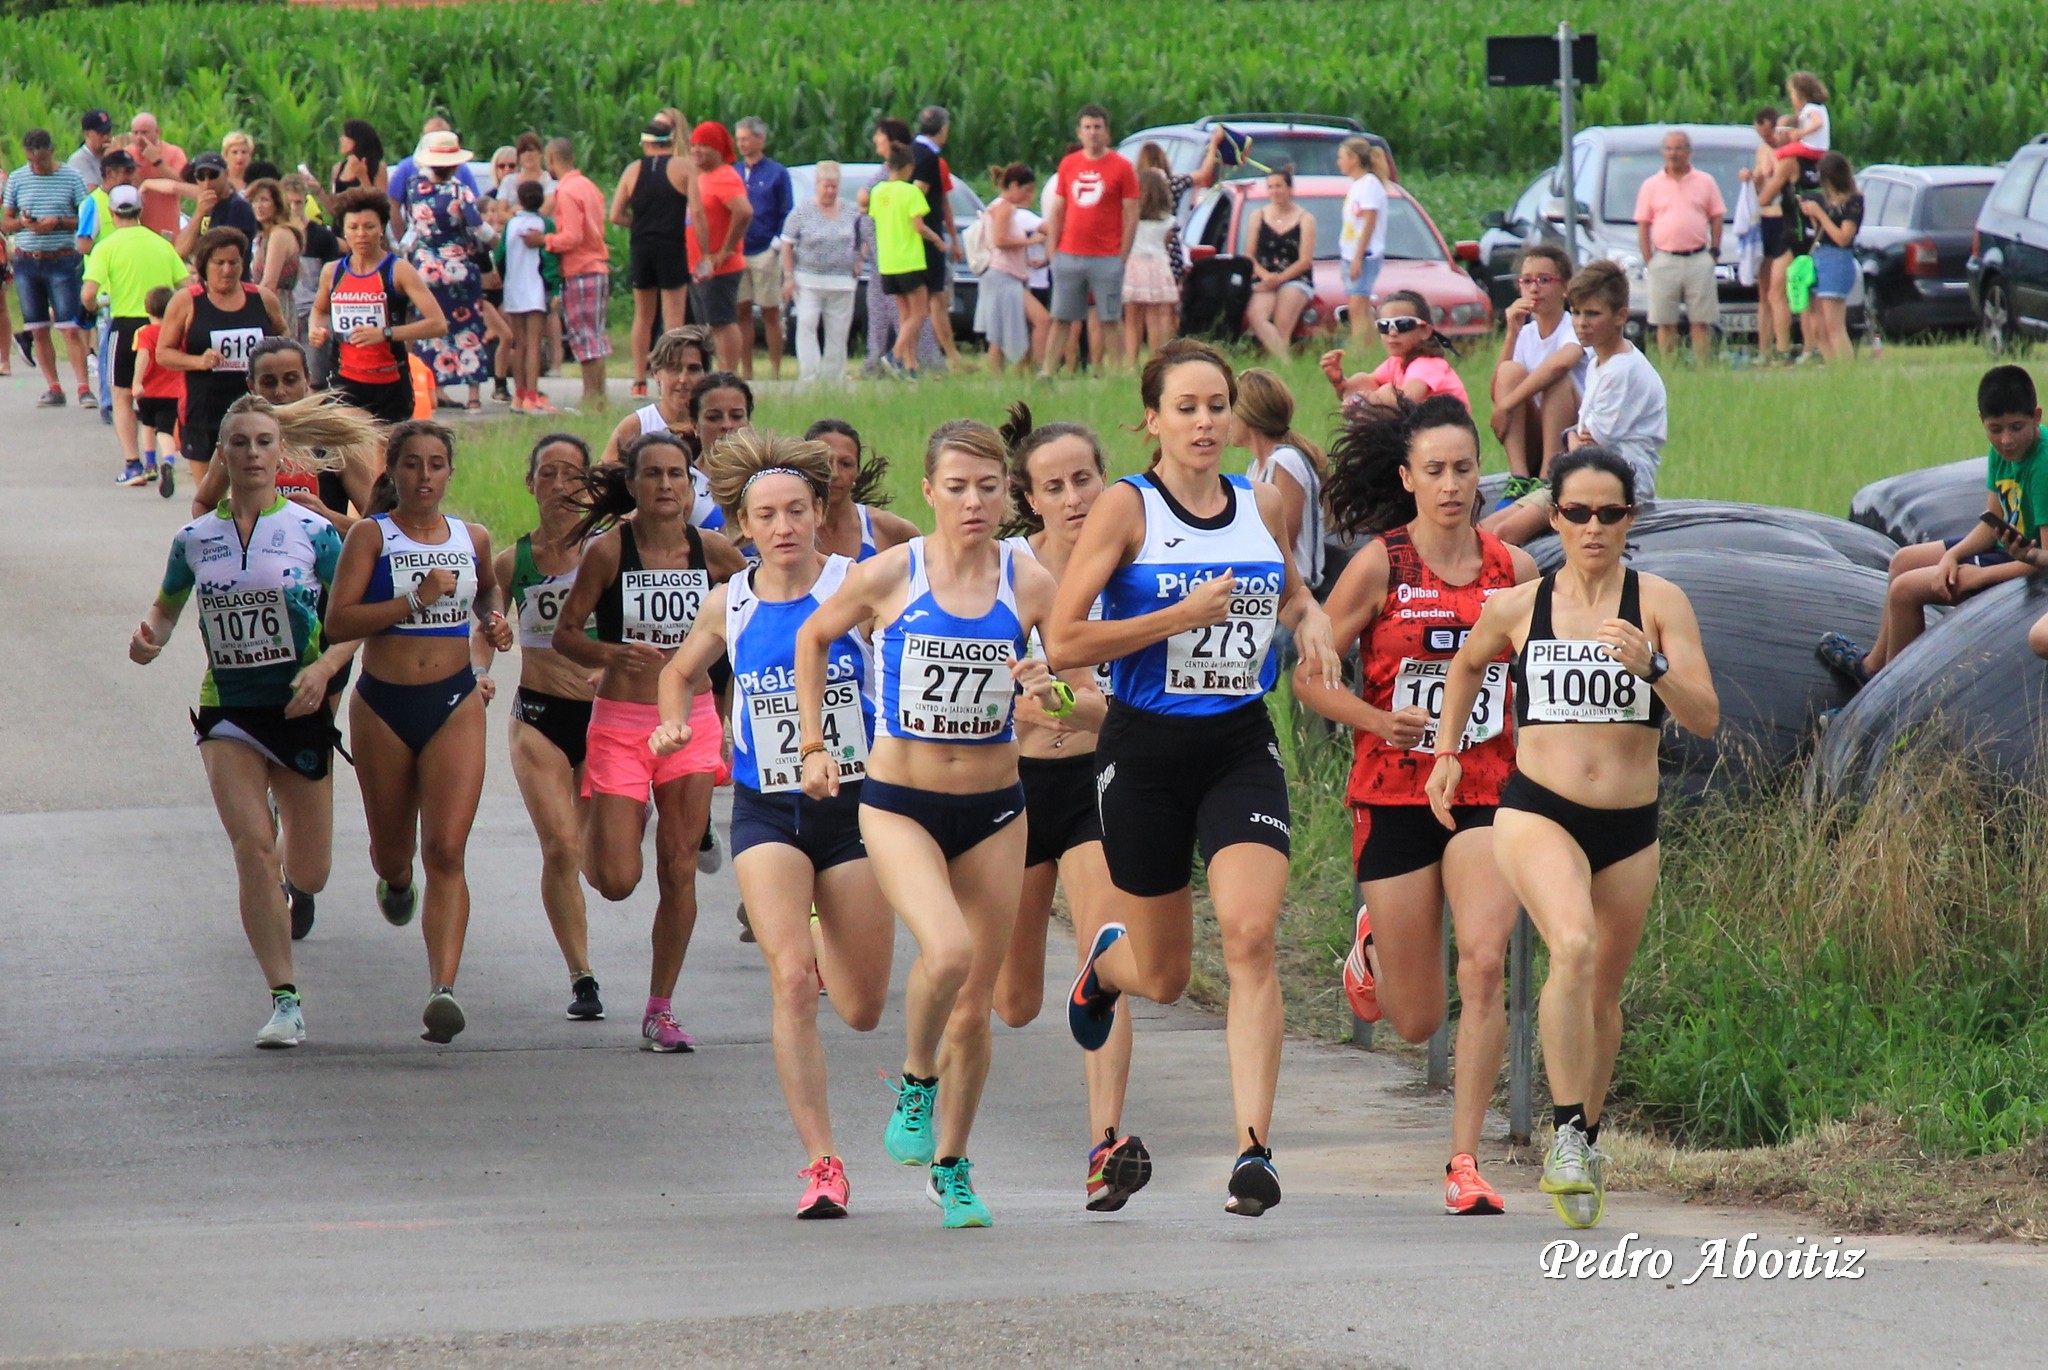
[1798,152,1862,365]
[390,118,481,210]
[482,145,518,200]
[1135,136,1221,297]
[331,119,387,197]
[911,106,964,372]
[245,178,304,300]
[1039,104,1138,378]
[1121,168,1179,366]
[221,131,255,194]
[976,163,1044,375]
[68,110,112,191]
[735,115,792,380]
[1244,164,1317,358]
[856,117,939,375]
[80,185,187,485]
[501,179,556,413]
[1634,129,1725,358]
[778,159,860,385]
[127,111,187,238]
[281,172,341,380]
[174,152,260,267]
[611,115,693,397]
[1741,107,1793,366]
[3,129,92,408]
[131,287,182,488]
[511,132,556,204]
[531,135,610,409]
[400,130,493,410]
[870,146,946,379]
[685,121,752,373]
[77,149,139,421]
[1337,136,1391,351]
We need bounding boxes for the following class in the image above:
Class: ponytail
[367,416,454,516]
[569,431,695,542]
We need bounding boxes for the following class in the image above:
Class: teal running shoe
[884,1074,938,1166]
[927,1156,992,1229]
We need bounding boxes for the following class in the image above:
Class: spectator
[501,178,557,414]
[975,162,1045,375]
[126,111,187,237]
[331,119,388,197]
[1798,152,1862,365]
[1245,163,1316,358]
[1121,168,1179,366]
[389,118,480,209]
[221,130,254,194]
[1740,107,1794,366]
[0,150,11,377]
[735,115,792,380]
[1319,290,1469,412]
[1338,136,1392,351]
[3,128,92,408]
[778,159,860,385]
[910,105,964,372]
[174,151,260,267]
[1488,243,1586,482]
[1039,104,1139,378]
[1134,136,1220,298]
[400,130,493,410]
[280,171,341,379]
[1761,72,1832,206]
[482,145,518,200]
[1040,142,1092,373]
[512,131,556,204]
[78,150,141,422]
[1634,129,1725,357]
[79,184,187,485]
[68,110,112,191]
[132,286,182,489]
[856,118,939,375]
[531,135,609,408]
[610,114,693,396]
[870,145,946,380]
[685,120,752,374]
[245,178,304,299]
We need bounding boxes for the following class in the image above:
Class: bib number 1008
[1523,640,1650,724]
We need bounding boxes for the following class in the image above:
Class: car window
[1924,182,1992,232]
[1600,148,1748,222]
[948,182,984,218]
[1194,188,1231,252]
[1987,159,2041,218]
[2026,169,2048,225]
[1510,173,1548,230]
[1861,181,1898,228]
[1215,133,1347,179]
[1236,194,1442,262]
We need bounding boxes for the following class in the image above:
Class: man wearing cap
[684,121,751,372]
[69,111,112,191]
[525,135,610,408]
[174,151,259,268]
[81,185,187,484]
[734,116,790,380]
[127,111,187,236]
[2,129,93,408]
[77,149,141,421]
[609,114,693,395]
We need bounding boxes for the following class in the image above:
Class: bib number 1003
[1392,657,1508,752]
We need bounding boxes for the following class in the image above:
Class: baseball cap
[100,149,136,172]
[82,110,112,135]
[109,185,142,215]
[190,150,228,177]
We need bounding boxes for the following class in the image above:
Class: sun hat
[416,130,471,169]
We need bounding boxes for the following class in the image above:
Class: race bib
[898,634,1013,739]
[1522,640,1651,724]
[331,299,386,336]
[199,587,293,671]
[1165,590,1277,695]
[621,568,708,649]
[517,581,588,649]
[748,682,868,793]
[1392,657,1510,752]
[210,326,264,374]
[389,549,476,630]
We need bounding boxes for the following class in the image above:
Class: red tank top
[330,255,402,385]
[1347,526,1519,808]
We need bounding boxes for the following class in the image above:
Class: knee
[919,938,975,997]
[1385,995,1444,1044]
[1455,944,1507,1007]
[227,829,279,875]
[768,958,823,1020]
[537,834,579,875]
[418,831,466,877]
[587,861,637,903]
[654,844,699,892]
[2029,615,2048,660]
[1544,926,1597,982]
[834,981,887,1033]
[1218,918,1278,977]
[993,978,1043,1030]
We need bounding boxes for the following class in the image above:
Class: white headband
[740,466,812,500]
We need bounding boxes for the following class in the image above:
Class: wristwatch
[1643,650,1670,684]
[380,325,393,342]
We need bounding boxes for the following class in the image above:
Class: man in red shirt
[529,136,611,408]
[126,111,187,239]
[1039,104,1138,378]
[1634,129,1726,357]
[687,120,752,372]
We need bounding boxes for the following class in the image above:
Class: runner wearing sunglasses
[1426,445,1717,1230]
[1318,290,1469,417]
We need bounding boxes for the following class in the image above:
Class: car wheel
[1981,279,2011,355]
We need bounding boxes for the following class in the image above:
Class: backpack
[961,212,993,276]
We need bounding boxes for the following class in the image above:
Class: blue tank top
[362,513,480,638]
[875,538,1026,745]
[1103,473,1284,716]
[726,555,875,793]
[856,505,880,561]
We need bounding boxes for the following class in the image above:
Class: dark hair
[875,117,912,147]
[569,432,696,541]
[1753,105,1781,128]
[1515,243,1572,278]
[1816,151,1857,200]
[22,128,52,153]
[516,178,545,212]
[1566,259,1629,312]
[885,145,914,174]
[989,162,1034,189]
[191,226,250,279]
[1979,365,2038,418]
[144,285,174,319]
[341,119,384,173]
[1379,289,1451,358]
[804,417,893,507]
[1265,162,1296,188]
[1076,103,1110,126]
[1547,444,1636,509]
[515,131,544,157]
[689,370,754,424]
[246,159,282,183]
[332,186,391,226]
[917,105,950,138]
[997,400,1105,538]
[370,418,455,515]
[247,335,309,385]
[526,430,591,480]
[1323,393,1479,534]
[1138,167,1174,220]
[1139,338,1237,469]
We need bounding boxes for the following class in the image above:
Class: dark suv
[1854,164,1996,338]
[1968,135,2048,353]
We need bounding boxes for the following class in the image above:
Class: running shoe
[1815,631,1871,688]
[1342,903,1382,1023]
[1540,1120,1596,1206]
[1086,1128,1153,1213]
[420,988,465,1044]
[883,1074,938,1166]
[1067,921,1127,1052]
[36,387,65,408]
[926,1157,991,1229]
[13,330,32,366]
[641,1007,696,1053]
[797,1155,850,1219]
[567,975,605,1021]
[117,459,147,487]
[493,379,514,402]
[377,876,417,927]
[1444,1152,1506,1215]
[77,386,95,409]
[1499,474,1544,506]
[1553,1143,1611,1230]
[285,879,315,940]
[629,381,649,398]
[698,822,723,874]
[158,462,175,500]
[737,902,755,943]
[1225,1133,1282,1217]
[255,992,305,1049]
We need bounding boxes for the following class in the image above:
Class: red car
[1181,174,1493,342]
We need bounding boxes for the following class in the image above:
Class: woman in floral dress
[404,131,493,410]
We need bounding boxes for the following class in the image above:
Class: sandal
[1814,631,1871,688]
[630,381,648,398]
[464,399,483,412]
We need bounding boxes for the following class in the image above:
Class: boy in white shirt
[1489,243,1587,488]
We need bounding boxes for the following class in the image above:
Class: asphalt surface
[1,371,2042,1369]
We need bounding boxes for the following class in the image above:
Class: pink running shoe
[797,1155,849,1219]
[641,1007,697,1053]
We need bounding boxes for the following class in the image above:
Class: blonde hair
[222,130,254,155]
[1342,136,1393,184]
[1234,368,1325,475]
[702,429,833,527]
[221,393,382,474]
[649,325,712,376]
[923,417,1009,477]
[814,159,843,185]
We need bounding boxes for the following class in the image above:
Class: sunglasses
[1376,316,1425,336]
[1517,273,1563,287]
[1555,503,1636,525]
[193,169,221,182]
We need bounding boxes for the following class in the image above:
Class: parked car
[1476,123,1866,340]
[1854,164,1996,338]
[1968,135,2048,353]
[1178,174,1491,343]
[785,162,986,342]
[1118,113,1396,215]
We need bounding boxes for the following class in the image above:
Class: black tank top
[593,519,709,647]
[1254,216,1302,274]
[184,284,275,425]
[629,156,689,244]
[1511,570,1668,730]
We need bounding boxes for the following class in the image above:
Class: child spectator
[1121,167,1179,367]
[1319,289,1469,415]
[1488,243,1586,489]
[498,179,558,413]
[132,286,183,496]
[1821,365,2043,685]
[869,145,945,379]
[1760,72,1831,205]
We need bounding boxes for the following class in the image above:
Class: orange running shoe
[1342,904,1382,1023]
[1444,1152,1505,1215]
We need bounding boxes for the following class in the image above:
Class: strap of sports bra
[683,521,705,568]
[1618,568,1642,629]
[1529,572,1557,640]
[617,520,640,572]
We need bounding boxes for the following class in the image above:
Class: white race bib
[897,634,1013,739]
[749,682,868,793]
[1522,640,1651,724]
[331,299,386,336]
[518,581,585,650]
[1393,657,1510,752]
[389,549,476,631]
[210,326,264,374]
[1165,591,1277,696]
[621,568,708,649]
[199,587,293,671]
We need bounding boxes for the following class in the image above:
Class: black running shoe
[737,902,755,944]
[1086,1129,1153,1213]
[285,880,315,940]
[377,876,417,927]
[1225,1131,1281,1217]
[567,975,605,1021]
[158,462,175,500]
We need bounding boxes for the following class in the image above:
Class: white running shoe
[698,822,724,874]
[256,994,305,1049]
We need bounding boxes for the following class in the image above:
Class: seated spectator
[1319,289,1469,415]
[1488,244,1585,488]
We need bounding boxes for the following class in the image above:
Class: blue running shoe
[1067,922,1127,1051]
[884,1074,938,1166]
[927,1156,992,1229]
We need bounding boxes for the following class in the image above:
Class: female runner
[309,189,446,426]
[601,325,711,464]
[325,419,514,1044]
[795,419,1060,1229]
[159,228,289,500]
[550,433,748,1052]
[1296,395,1538,1215]
[193,338,377,530]
[1428,446,1717,1228]
[651,431,895,1219]
[1050,338,1340,1217]
[129,396,377,1046]
[806,418,920,562]
[991,403,1150,1213]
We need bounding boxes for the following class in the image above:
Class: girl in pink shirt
[1320,290,1469,414]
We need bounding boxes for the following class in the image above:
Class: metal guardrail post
[1425,903,1451,1088]
[1508,909,1534,1145]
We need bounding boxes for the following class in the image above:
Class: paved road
[1,373,2041,1368]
